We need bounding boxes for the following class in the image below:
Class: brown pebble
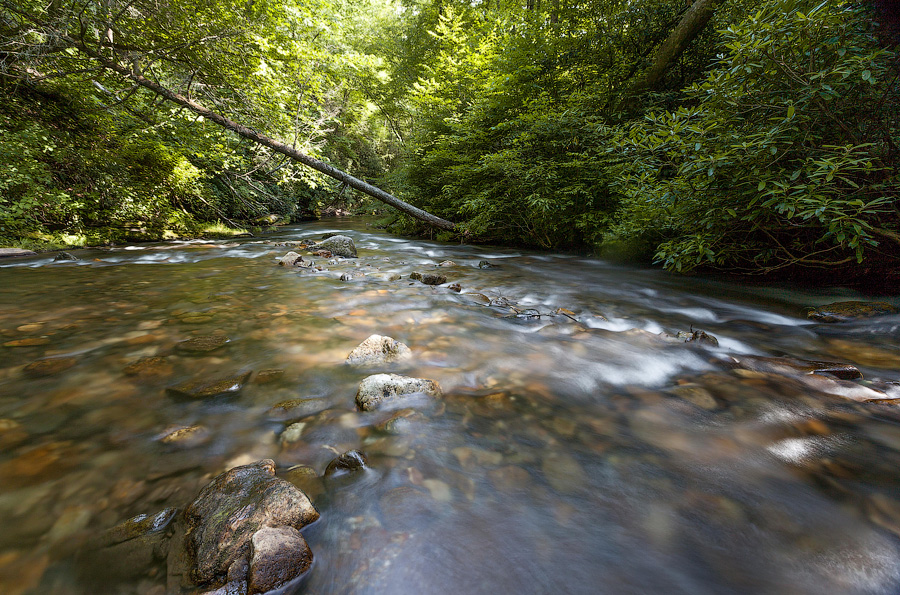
[23,356,77,377]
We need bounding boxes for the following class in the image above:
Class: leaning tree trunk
[66,37,457,232]
[629,0,725,95]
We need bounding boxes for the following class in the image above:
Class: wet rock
[282,465,324,503]
[279,422,307,444]
[253,369,284,384]
[375,408,427,434]
[346,334,412,366]
[726,355,861,380]
[79,508,177,583]
[0,248,37,258]
[675,329,719,347]
[447,283,462,292]
[248,526,313,594]
[159,425,209,446]
[267,398,329,421]
[669,384,718,410]
[324,450,368,478]
[477,260,495,269]
[420,273,447,285]
[438,260,457,267]
[409,271,422,281]
[23,356,77,377]
[166,371,252,400]
[53,252,78,261]
[183,459,319,588]
[464,293,491,305]
[807,300,898,323]
[277,252,302,267]
[313,235,357,258]
[355,374,442,411]
[313,250,332,258]
[175,335,229,354]
[124,357,174,379]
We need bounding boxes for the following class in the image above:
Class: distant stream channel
[1,217,900,595]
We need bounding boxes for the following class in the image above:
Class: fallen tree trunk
[66,37,457,232]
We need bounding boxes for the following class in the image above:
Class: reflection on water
[1,218,900,594]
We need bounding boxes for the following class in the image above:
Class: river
[1,218,899,594]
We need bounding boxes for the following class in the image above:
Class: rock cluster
[181,460,319,594]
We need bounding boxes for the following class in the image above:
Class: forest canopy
[1,0,898,283]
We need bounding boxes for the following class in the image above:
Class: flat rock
[253,369,285,384]
[355,374,442,411]
[175,335,230,354]
[808,301,898,323]
[313,235,357,258]
[124,356,174,379]
[166,371,252,400]
[0,248,36,258]
[346,334,412,365]
[183,459,318,588]
[23,356,77,377]
[248,526,313,594]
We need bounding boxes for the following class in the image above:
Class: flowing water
[1,218,900,595]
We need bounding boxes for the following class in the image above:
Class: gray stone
[278,252,302,267]
[183,460,318,587]
[313,235,357,258]
[346,334,412,366]
[355,373,442,411]
[248,526,313,594]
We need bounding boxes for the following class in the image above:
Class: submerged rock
[355,373,442,411]
[477,260,495,269]
[175,335,229,354]
[808,301,898,323]
[346,334,412,366]
[53,251,78,261]
[166,371,252,400]
[23,356,77,377]
[79,508,177,583]
[124,356,174,379]
[313,235,357,258]
[183,459,318,589]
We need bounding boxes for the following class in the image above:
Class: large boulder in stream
[182,459,319,592]
[807,301,898,323]
[312,235,357,258]
[346,334,412,366]
[355,373,442,411]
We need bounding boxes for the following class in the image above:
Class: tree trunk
[630,0,724,94]
[66,38,457,232]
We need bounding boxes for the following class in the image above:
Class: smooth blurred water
[1,218,899,595]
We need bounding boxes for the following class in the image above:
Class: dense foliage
[1,0,898,283]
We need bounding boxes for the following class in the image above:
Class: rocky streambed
[1,219,900,595]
